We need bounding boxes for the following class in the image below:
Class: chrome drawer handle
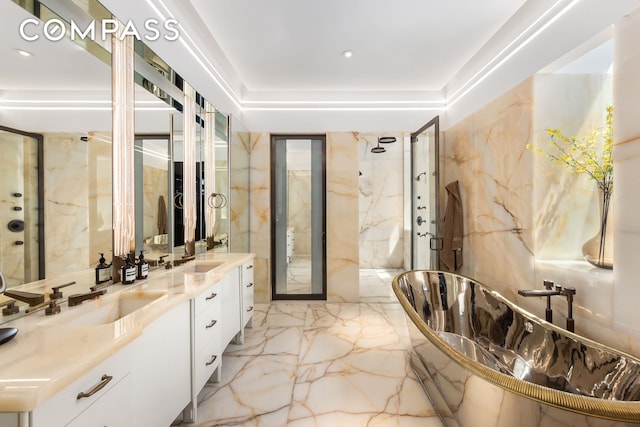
[247,306,254,312]
[205,292,217,300]
[246,265,253,270]
[246,282,253,288]
[77,374,113,400]
[206,319,217,329]
[206,355,218,366]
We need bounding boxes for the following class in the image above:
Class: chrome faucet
[518,280,576,333]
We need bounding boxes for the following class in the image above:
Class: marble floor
[180,269,443,427]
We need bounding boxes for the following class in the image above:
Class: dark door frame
[0,125,45,280]
[270,134,327,300]
[410,116,440,270]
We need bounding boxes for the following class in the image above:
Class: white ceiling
[0,0,173,133]
[4,0,640,132]
[189,0,526,92]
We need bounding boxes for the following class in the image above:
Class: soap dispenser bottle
[137,250,149,280]
[121,254,137,285]
[95,253,111,284]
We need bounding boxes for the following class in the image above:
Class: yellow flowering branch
[527,105,613,194]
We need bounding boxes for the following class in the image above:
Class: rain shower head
[378,137,396,144]
[371,136,395,153]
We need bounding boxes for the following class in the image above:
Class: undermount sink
[40,290,167,326]
[183,260,225,274]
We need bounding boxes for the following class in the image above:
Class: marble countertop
[0,252,254,413]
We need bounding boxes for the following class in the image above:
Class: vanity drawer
[32,342,132,426]
[194,340,222,392]
[194,303,222,349]
[241,261,254,327]
[194,279,223,316]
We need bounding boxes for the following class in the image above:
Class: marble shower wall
[357,132,404,269]
[249,132,359,303]
[0,131,39,286]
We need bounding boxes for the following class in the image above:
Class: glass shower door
[411,117,439,270]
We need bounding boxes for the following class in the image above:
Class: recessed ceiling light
[16,49,34,57]
[342,50,353,58]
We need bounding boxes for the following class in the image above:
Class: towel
[440,180,463,271]
[157,195,168,234]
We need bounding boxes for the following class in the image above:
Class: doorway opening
[271,135,326,300]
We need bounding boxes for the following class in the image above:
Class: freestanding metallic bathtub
[392,270,640,426]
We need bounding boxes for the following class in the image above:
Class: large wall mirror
[0,0,113,287]
[133,41,184,260]
[1,0,235,295]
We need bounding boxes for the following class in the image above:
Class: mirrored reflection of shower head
[415,172,427,181]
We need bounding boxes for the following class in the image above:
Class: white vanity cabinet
[221,267,241,348]
[192,278,223,393]
[131,300,191,427]
[30,342,133,427]
[241,261,254,329]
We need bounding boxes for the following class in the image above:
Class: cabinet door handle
[205,292,217,300]
[246,265,253,270]
[247,306,254,312]
[206,355,218,366]
[77,374,113,400]
[206,319,217,328]
[246,282,253,288]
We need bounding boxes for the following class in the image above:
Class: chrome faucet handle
[561,286,576,296]
[543,280,554,290]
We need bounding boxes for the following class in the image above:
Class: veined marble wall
[443,70,640,356]
[357,132,404,268]
[230,130,250,253]
[249,132,359,303]
[88,132,112,266]
[287,171,311,256]
[45,132,112,277]
[443,78,535,301]
[533,74,612,259]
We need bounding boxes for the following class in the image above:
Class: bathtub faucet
[518,280,576,333]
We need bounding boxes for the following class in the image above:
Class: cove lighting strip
[0,100,175,111]
[142,0,584,112]
[446,0,583,108]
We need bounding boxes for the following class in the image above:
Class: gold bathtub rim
[392,269,640,423]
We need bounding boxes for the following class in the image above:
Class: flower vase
[582,186,613,269]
